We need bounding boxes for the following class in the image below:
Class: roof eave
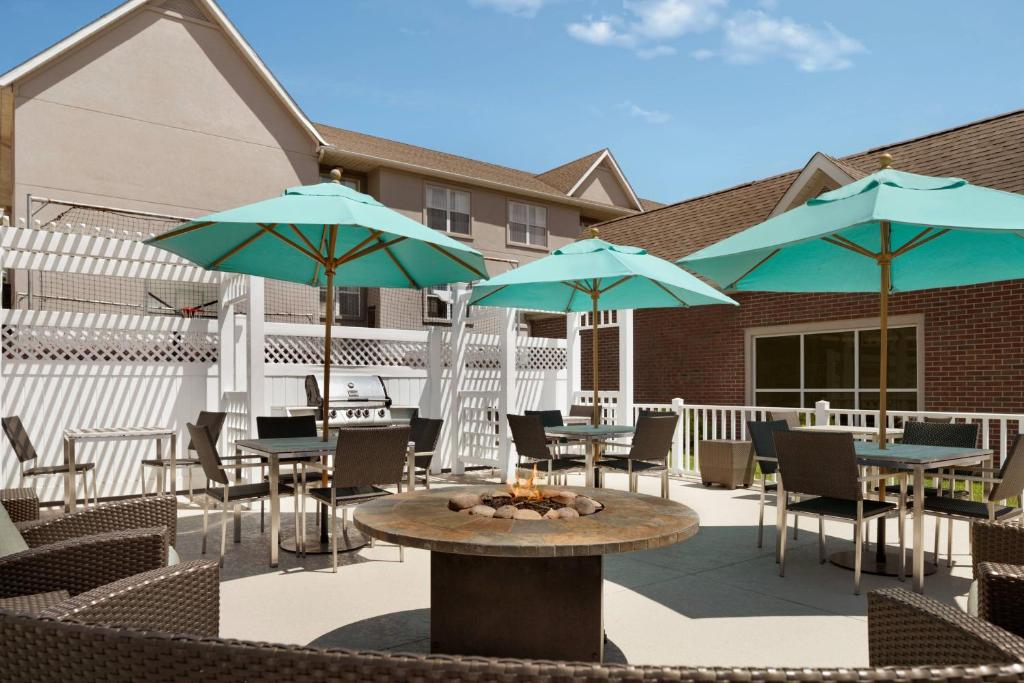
[566,149,645,212]
[320,146,639,219]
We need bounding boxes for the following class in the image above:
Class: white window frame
[424,184,471,236]
[423,284,453,324]
[320,173,360,191]
[744,314,925,409]
[507,200,548,248]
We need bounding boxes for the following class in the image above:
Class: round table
[354,485,698,662]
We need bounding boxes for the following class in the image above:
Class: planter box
[699,440,754,489]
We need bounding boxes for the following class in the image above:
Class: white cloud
[471,0,546,18]
[620,101,672,124]
[567,0,723,58]
[721,10,865,71]
[691,47,715,60]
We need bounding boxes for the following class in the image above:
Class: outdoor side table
[0,487,39,523]
[699,439,753,488]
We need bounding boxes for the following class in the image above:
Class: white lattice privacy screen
[2,324,218,363]
[264,334,428,368]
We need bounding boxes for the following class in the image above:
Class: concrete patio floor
[172,472,976,667]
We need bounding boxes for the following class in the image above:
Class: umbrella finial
[879,153,893,169]
[329,168,344,183]
[587,226,600,238]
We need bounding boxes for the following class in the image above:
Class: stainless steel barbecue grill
[299,374,393,427]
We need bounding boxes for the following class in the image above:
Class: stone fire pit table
[354,485,699,662]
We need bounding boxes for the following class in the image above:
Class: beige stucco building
[0,0,657,329]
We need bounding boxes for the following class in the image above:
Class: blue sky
[3,0,1023,204]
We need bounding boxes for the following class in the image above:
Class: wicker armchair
[3,607,1024,683]
[971,521,1024,637]
[0,488,39,523]
[409,416,444,490]
[868,587,1024,666]
[598,414,676,498]
[0,560,219,637]
[1,494,178,601]
[507,414,585,486]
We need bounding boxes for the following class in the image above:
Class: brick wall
[530,281,1024,414]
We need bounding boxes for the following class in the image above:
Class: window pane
[450,190,470,214]
[755,335,800,389]
[509,222,528,244]
[803,391,855,409]
[755,392,801,408]
[426,186,447,210]
[804,331,854,389]
[529,205,546,228]
[528,225,548,246]
[426,207,447,231]
[509,202,528,223]
[859,327,917,389]
[336,287,362,319]
[450,211,470,235]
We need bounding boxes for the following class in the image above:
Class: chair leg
[854,517,864,595]
[757,480,767,549]
[220,502,228,568]
[818,516,826,564]
[399,544,404,562]
[793,512,799,540]
[140,465,148,498]
[947,515,954,568]
[933,516,941,566]
[91,468,98,508]
[260,501,265,534]
[332,500,339,573]
[201,494,209,555]
[778,504,788,577]
[233,503,242,543]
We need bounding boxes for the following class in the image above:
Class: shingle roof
[639,198,667,211]
[535,149,606,194]
[597,108,1024,261]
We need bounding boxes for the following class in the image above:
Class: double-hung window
[320,286,365,322]
[508,201,547,247]
[426,185,471,235]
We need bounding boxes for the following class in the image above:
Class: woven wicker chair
[746,420,789,550]
[768,410,801,428]
[305,426,411,571]
[1,496,177,604]
[923,433,1024,568]
[774,431,906,594]
[255,415,320,532]
[188,423,293,567]
[409,416,443,490]
[3,602,1024,682]
[598,414,676,498]
[2,416,97,510]
[0,560,219,637]
[141,410,226,498]
[0,488,39,524]
[868,586,1024,666]
[884,421,980,498]
[507,414,585,486]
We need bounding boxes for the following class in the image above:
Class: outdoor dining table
[544,424,634,487]
[63,425,176,512]
[765,441,992,593]
[795,424,904,441]
[233,435,417,567]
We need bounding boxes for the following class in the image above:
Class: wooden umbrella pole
[323,268,334,443]
[878,221,891,449]
[591,289,600,427]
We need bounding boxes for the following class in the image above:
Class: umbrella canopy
[147,180,486,289]
[679,155,1024,444]
[147,175,487,442]
[471,230,737,425]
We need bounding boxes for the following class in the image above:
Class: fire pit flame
[507,464,543,500]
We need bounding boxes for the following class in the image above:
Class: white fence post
[618,309,634,425]
[815,400,830,426]
[427,326,444,474]
[565,312,581,412]
[447,285,469,475]
[671,397,685,472]
[246,276,266,438]
[497,307,516,481]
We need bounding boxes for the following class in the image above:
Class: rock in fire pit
[448,467,602,520]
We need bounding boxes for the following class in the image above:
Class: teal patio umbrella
[680,154,1024,445]
[470,227,737,426]
[147,172,487,439]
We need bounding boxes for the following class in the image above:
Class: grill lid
[305,374,391,407]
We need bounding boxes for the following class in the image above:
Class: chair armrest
[39,560,219,637]
[972,521,1024,577]
[0,527,167,599]
[17,496,177,548]
[978,562,1024,638]
[868,587,1024,666]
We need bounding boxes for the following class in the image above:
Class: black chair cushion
[205,482,287,503]
[883,483,968,498]
[140,458,200,467]
[517,457,585,472]
[307,485,392,505]
[923,496,1019,520]
[788,496,895,520]
[599,459,666,473]
[414,453,432,469]
[24,462,95,476]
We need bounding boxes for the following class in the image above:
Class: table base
[431,552,604,662]
[279,529,369,555]
[829,549,937,577]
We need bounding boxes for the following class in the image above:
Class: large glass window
[753,324,918,409]
[320,286,365,321]
[508,201,548,247]
[426,185,471,235]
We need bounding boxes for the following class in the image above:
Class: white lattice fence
[264,334,427,368]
